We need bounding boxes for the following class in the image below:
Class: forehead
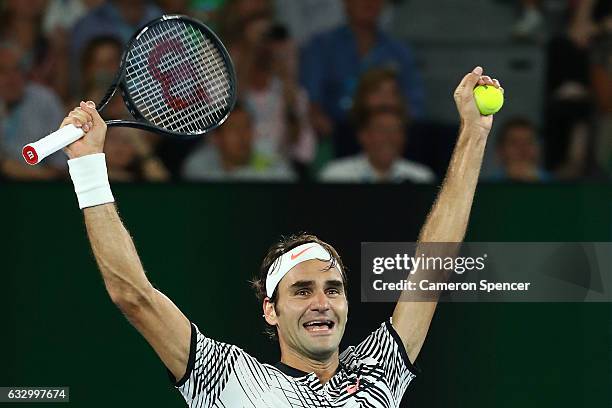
[503,126,536,145]
[92,43,121,55]
[367,113,403,129]
[277,259,343,289]
[374,79,398,90]
[507,126,534,137]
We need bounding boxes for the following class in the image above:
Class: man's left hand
[453,66,502,133]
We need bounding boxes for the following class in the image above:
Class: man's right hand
[61,101,107,159]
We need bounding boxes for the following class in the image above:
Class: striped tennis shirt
[171,320,418,407]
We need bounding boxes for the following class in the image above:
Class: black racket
[23,14,236,165]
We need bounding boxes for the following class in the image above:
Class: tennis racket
[22,14,237,165]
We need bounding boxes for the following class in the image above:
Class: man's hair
[251,232,347,339]
[80,35,123,70]
[355,106,408,132]
[218,0,273,45]
[351,67,410,126]
[496,116,537,148]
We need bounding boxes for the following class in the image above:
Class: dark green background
[2,182,610,407]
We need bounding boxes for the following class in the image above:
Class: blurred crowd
[0,0,609,183]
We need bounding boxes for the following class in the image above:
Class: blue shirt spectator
[300,24,424,127]
[489,117,553,183]
[70,1,162,59]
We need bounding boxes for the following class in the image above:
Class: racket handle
[22,124,85,165]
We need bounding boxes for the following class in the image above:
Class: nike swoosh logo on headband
[291,245,316,260]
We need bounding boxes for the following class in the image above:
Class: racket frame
[99,14,238,139]
[22,14,237,165]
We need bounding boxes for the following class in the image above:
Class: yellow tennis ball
[473,85,504,115]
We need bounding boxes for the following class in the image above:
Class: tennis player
[61,66,499,407]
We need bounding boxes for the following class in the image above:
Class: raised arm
[392,67,501,363]
[62,101,191,381]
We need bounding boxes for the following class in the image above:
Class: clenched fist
[61,101,108,159]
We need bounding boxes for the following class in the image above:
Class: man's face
[344,0,385,28]
[84,43,122,86]
[359,113,405,172]
[498,126,539,166]
[272,260,348,360]
[0,48,26,104]
[235,0,272,45]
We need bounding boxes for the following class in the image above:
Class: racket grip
[22,124,85,165]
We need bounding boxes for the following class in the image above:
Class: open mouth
[303,320,335,333]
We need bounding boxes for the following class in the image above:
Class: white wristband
[68,153,115,209]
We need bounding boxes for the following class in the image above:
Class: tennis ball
[473,85,504,115]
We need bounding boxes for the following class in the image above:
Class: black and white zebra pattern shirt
[171,320,418,407]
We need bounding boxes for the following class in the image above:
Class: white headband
[266,242,338,298]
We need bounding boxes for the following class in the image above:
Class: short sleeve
[170,323,244,408]
[351,321,419,403]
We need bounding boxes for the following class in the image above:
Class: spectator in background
[183,103,296,182]
[0,0,70,101]
[590,9,612,175]
[319,107,434,183]
[300,0,424,140]
[492,117,552,182]
[78,45,168,183]
[219,0,315,174]
[332,67,454,179]
[70,0,162,70]
[104,127,170,182]
[78,35,187,179]
[335,67,408,158]
[154,0,272,180]
[0,43,65,181]
[77,35,125,113]
[43,0,104,35]
[217,0,275,98]
[544,0,610,180]
[243,23,316,171]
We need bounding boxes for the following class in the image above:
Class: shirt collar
[274,361,344,379]
[274,362,309,378]
[360,154,400,182]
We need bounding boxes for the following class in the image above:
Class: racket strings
[130,23,228,130]
[125,19,232,134]
[136,23,229,129]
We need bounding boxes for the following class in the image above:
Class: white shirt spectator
[320,154,435,183]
